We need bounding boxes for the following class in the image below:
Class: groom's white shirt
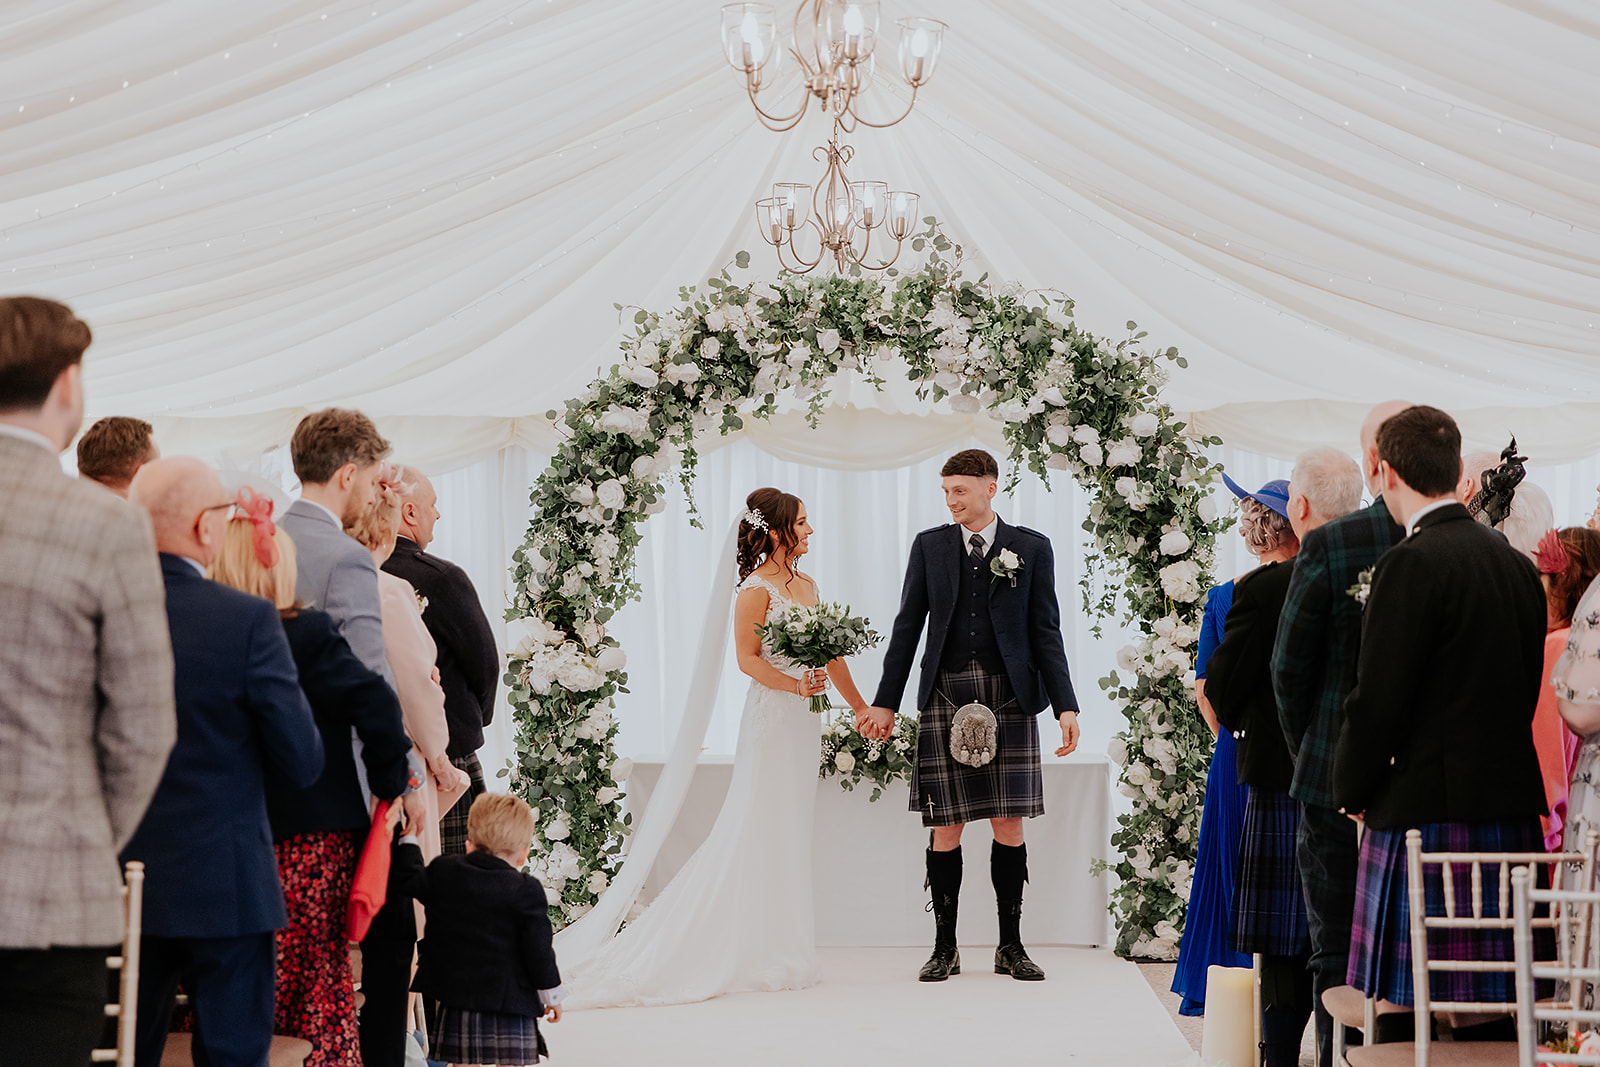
[963,515,999,555]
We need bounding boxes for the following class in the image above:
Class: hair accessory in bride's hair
[1467,436,1527,528]
[1535,528,1570,576]
[742,507,769,531]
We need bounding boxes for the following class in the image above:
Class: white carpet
[548,946,1196,1066]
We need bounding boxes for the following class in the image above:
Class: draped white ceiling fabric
[4,0,1599,467]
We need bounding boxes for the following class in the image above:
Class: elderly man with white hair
[1271,409,1406,1066]
[122,457,324,1067]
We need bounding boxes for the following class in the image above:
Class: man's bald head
[395,465,441,550]
[1359,400,1413,497]
[129,457,230,565]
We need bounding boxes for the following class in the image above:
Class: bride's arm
[734,587,826,697]
[825,656,868,715]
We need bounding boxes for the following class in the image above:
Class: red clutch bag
[346,800,392,941]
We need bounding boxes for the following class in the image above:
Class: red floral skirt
[275,831,359,1067]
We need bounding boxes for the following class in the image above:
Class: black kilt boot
[992,841,1045,980]
[919,847,962,981]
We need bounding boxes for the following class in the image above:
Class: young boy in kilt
[860,449,1080,983]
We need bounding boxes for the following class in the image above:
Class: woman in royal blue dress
[1171,490,1282,1014]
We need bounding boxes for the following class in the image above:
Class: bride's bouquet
[757,601,883,713]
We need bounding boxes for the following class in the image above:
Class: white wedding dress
[560,570,822,1009]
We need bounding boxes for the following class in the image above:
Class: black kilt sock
[926,847,962,948]
[992,841,1028,947]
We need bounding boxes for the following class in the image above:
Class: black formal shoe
[918,944,960,982]
[994,943,1045,981]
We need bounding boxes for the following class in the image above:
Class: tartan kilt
[430,1002,546,1065]
[1346,817,1545,1008]
[438,751,486,857]
[910,663,1044,828]
[1233,789,1309,956]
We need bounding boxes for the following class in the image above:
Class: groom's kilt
[911,662,1044,827]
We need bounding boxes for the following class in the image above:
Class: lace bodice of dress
[738,572,812,677]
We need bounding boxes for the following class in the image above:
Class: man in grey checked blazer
[1271,401,1408,1066]
[0,297,177,1066]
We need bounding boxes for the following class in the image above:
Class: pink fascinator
[235,487,280,569]
[1534,528,1569,576]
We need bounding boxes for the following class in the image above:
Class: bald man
[382,466,500,856]
[1270,402,1410,1064]
[123,458,324,1067]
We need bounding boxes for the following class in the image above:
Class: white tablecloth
[622,755,1112,947]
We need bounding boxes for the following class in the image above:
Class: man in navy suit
[864,449,1079,984]
[124,458,324,1067]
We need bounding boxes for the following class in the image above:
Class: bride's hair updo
[737,487,803,581]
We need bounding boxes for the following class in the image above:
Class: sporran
[949,702,998,768]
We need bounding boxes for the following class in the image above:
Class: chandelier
[720,2,945,274]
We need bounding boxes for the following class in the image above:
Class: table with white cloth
[622,754,1112,947]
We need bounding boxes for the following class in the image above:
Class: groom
[862,449,1080,983]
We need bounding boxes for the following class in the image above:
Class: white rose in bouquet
[595,478,627,511]
[611,757,635,783]
[834,750,856,774]
[704,308,727,332]
[595,646,627,673]
[624,362,659,389]
[1106,438,1143,467]
[1159,530,1191,556]
[1127,411,1161,438]
[545,811,572,841]
[1079,441,1104,467]
[595,786,618,806]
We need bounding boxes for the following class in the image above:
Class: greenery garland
[502,225,1225,954]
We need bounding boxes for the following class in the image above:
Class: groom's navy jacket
[872,518,1078,718]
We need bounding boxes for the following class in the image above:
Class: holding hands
[856,705,895,741]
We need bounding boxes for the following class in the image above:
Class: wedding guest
[348,484,469,1066]
[1463,438,1554,564]
[383,467,500,856]
[208,495,414,1067]
[122,458,325,1067]
[76,415,158,497]
[1555,565,1600,853]
[0,297,176,1066]
[1529,527,1600,851]
[1271,403,1408,1063]
[1335,405,1548,1042]
[394,793,563,1067]
[1205,476,1307,1067]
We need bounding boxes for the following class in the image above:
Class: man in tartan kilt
[861,449,1080,984]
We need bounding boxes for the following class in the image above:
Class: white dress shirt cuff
[539,984,568,1008]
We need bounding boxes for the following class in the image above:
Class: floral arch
[503,230,1227,956]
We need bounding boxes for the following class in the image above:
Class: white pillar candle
[1201,964,1258,1067]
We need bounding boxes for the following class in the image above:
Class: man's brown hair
[940,448,1000,480]
[0,297,92,411]
[290,408,390,485]
[76,416,156,487]
[1375,405,1462,498]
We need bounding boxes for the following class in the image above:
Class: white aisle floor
[549,946,1196,1067]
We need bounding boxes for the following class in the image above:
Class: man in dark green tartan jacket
[1270,401,1408,1066]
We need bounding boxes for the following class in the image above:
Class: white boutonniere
[415,590,429,615]
[990,548,1024,588]
[1347,566,1373,607]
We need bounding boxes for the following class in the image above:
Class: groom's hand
[1054,711,1080,757]
[858,705,895,740]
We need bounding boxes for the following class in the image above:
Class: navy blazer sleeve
[243,600,325,790]
[1025,535,1078,717]
[301,614,413,801]
[430,566,501,727]
[518,875,563,993]
[871,533,931,710]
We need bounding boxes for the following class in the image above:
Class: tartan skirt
[1346,817,1544,1008]
[430,1003,546,1066]
[910,662,1044,828]
[1233,788,1309,957]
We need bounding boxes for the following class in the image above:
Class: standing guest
[123,458,325,1067]
[0,297,176,1067]
[208,498,414,1067]
[1204,477,1307,1067]
[76,415,158,497]
[348,485,469,1065]
[1335,405,1549,1042]
[1271,402,1409,1064]
[383,467,500,856]
[394,794,563,1067]
[1530,528,1600,851]
[1555,562,1600,854]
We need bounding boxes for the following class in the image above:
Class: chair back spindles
[90,861,143,1067]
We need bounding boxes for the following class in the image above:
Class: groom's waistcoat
[941,543,1004,675]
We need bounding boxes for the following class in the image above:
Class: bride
[559,487,871,1008]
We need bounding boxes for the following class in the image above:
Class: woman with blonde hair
[209,488,414,1067]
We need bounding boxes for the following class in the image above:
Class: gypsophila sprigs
[503,222,1226,951]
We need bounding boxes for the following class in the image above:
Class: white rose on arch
[1105,438,1143,467]
[1115,645,1141,672]
[817,328,842,354]
[949,393,982,414]
[595,478,627,512]
[1197,495,1218,523]
[1127,411,1161,438]
[1078,441,1104,467]
[595,646,628,673]
[624,362,660,389]
[1159,530,1191,556]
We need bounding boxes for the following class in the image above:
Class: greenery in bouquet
[505,221,1227,945]
[820,713,918,802]
[757,600,883,713]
